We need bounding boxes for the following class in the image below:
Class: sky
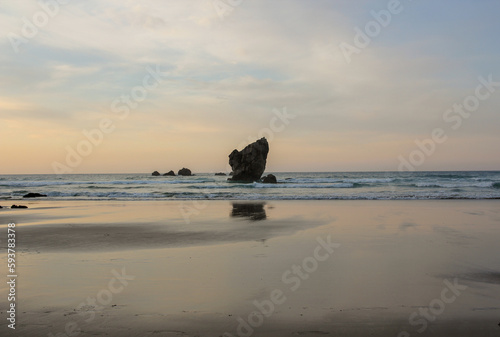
[1,0,499,174]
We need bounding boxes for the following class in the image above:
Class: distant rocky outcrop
[152,171,160,176]
[215,172,227,176]
[228,137,269,182]
[11,205,28,209]
[178,168,192,176]
[163,170,176,176]
[261,174,277,184]
[23,193,47,198]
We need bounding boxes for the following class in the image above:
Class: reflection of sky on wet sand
[1,200,500,335]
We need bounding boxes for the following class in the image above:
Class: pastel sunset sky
[1,0,499,174]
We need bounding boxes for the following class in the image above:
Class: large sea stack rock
[178,168,192,176]
[228,137,269,182]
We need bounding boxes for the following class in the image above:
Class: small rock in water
[163,170,176,176]
[215,172,227,176]
[23,193,47,198]
[152,171,160,176]
[261,174,277,184]
[11,205,28,209]
[178,168,192,176]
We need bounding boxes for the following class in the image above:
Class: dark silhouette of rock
[152,171,160,176]
[23,193,47,198]
[178,168,192,176]
[261,174,277,184]
[163,170,176,176]
[11,205,28,209]
[231,203,267,221]
[229,172,233,176]
[0,205,2,208]
[228,137,269,182]
[215,172,227,176]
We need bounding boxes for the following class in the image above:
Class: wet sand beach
[1,200,500,336]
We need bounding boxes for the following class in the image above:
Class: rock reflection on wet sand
[231,202,267,221]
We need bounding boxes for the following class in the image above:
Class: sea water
[1,171,500,200]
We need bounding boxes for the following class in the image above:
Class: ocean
[1,171,500,201]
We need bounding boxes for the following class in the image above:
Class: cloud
[1,0,500,173]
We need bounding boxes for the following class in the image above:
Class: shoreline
[3,196,500,203]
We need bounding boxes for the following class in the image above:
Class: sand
[1,200,500,336]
